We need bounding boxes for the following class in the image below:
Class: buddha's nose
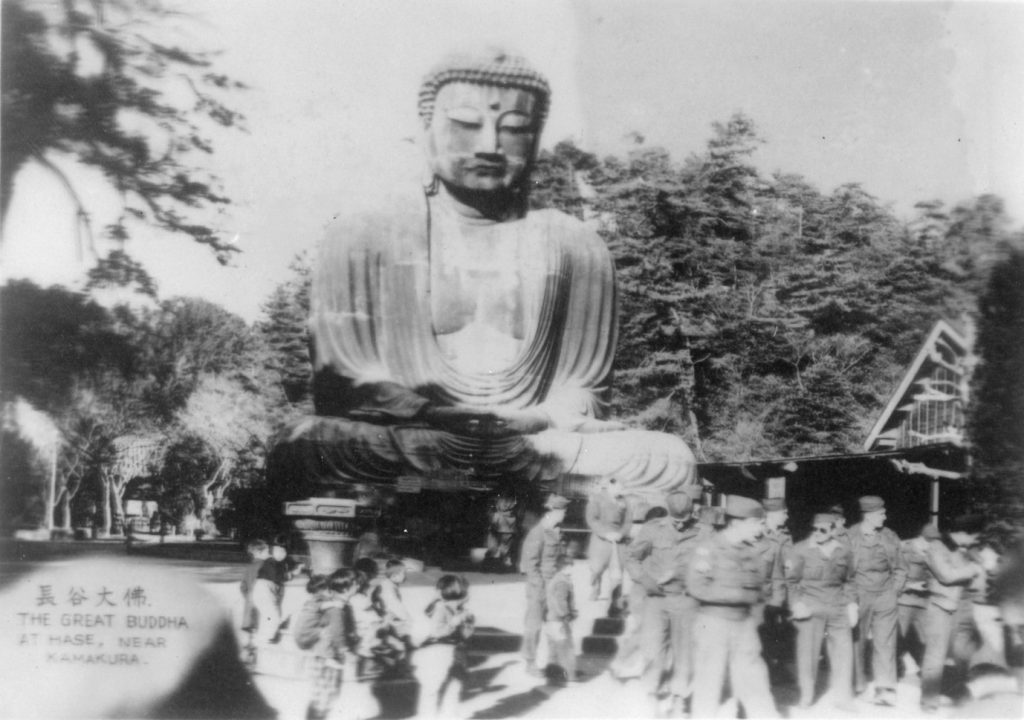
[475,120,500,154]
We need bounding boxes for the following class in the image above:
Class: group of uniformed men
[518,477,1009,717]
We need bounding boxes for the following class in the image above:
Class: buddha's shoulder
[320,189,428,248]
[525,207,608,255]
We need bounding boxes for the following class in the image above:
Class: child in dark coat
[295,570,359,720]
[414,574,475,718]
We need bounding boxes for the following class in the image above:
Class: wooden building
[697,320,972,539]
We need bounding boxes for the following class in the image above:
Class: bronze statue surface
[268,50,695,501]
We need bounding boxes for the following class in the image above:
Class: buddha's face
[426,82,539,192]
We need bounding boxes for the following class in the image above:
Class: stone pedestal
[284,497,381,575]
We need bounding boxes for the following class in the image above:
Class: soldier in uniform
[898,519,938,674]
[688,495,779,718]
[831,503,850,546]
[849,495,907,706]
[585,477,632,601]
[757,497,794,682]
[519,493,569,677]
[625,491,702,716]
[920,513,985,712]
[787,512,858,709]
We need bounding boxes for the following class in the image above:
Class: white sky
[2,0,1023,323]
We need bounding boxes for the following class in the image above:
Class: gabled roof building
[696,319,973,536]
[864,319,972,453]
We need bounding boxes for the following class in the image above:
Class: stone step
[468,626,522,654]
[591,617,624,636]
[581,635,619,656]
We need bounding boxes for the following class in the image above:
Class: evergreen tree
[259,253,313,408]
[968,241,1024,532]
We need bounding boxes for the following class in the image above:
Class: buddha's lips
[464,161,506,175]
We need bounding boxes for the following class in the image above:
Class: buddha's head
[418,49,550,202]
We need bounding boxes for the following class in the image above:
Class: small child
[375,561,413,640]
[372,559,414,671]
[252,542,285,648]
[545,554,578,684]
[295,570,359,720]
[350,559,391,667]
[267,538,294,640]
[240,539,270,662]
[414,574,475,718]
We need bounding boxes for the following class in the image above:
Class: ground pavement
[0,540,962,719]
[202,559,945,720]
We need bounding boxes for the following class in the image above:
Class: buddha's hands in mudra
[421,406,548,437]
[421,405,625,437]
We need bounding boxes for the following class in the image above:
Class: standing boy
[545,555,579,685]
[520,494,568,678]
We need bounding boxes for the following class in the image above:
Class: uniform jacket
[520,521,566,587]
[786,539,856,611]
[686,531,764,618]
[625,517,702,596]
[586,490,632,541]
[848,523,907,595]
[925,538,977,613]
[545,572,578,622]
[757,527,794,607]
[898,537,932,609]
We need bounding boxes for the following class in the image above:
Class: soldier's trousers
[920,602,978,707]
[588,536,625,597]
[854,588,899,692]
[691,610,778,718]
[522,582,546,667]
[897,602,928,667]
[640,593,697,697]
[795,604,853,705]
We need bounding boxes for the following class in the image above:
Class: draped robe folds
[266,192,696,500]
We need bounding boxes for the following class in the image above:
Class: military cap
[545,494,569,510]
[829,503,845,517]
[683,484,704,502]
[763,497,787,512]
[858,495,885,512]
[949,513,985,534]
[812,512,835,526]
[725,495,765,519]
[666,492,693,519]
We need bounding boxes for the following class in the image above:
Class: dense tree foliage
[968,243,1024,533]
[3,105,1021,539]
[1,0,246,265]
[0,281,284,535]
[258,253,313,409]
[530,115,1016,467]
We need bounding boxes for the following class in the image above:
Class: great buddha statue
[267,50,696,506]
